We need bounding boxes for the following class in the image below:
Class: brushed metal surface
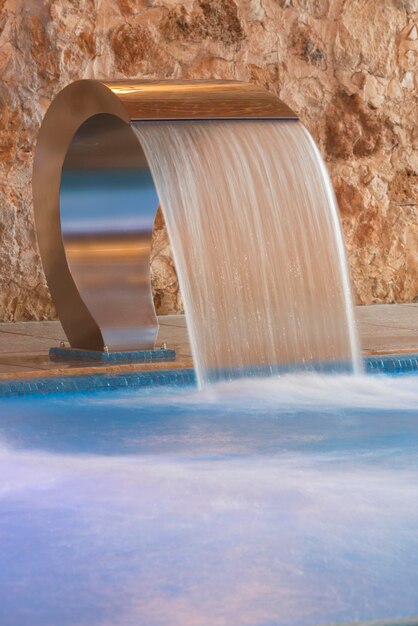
[32,80,298,352]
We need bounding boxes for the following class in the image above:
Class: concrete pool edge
[0,354,418,398]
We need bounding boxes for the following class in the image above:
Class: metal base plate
[49,346,176,363]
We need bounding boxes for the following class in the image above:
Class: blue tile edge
[49,347,176,363]
[1,354,417,398]
[0,369,197,398]
[364,353,418,374]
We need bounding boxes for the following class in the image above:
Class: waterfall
[133,121,362,385]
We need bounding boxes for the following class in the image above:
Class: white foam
[88,372,418,413]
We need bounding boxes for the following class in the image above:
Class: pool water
[1,373,418,626]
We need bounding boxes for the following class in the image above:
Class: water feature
[134,120,361,385]
[33,80,361,384]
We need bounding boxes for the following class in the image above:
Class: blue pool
[1,372,418,626]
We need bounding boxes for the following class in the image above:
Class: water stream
[134,121,361,385]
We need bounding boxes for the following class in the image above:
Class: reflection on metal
[32,80,298,352]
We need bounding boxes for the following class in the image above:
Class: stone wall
[0,0,417,320]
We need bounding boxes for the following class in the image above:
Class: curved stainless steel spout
[32,80,298,352]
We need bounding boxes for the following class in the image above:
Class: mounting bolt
[161,343,167,350]
[60,341,66,348]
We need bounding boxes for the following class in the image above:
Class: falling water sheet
[133,120,361,384]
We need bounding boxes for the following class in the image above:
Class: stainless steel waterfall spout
[32,80,298,352]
